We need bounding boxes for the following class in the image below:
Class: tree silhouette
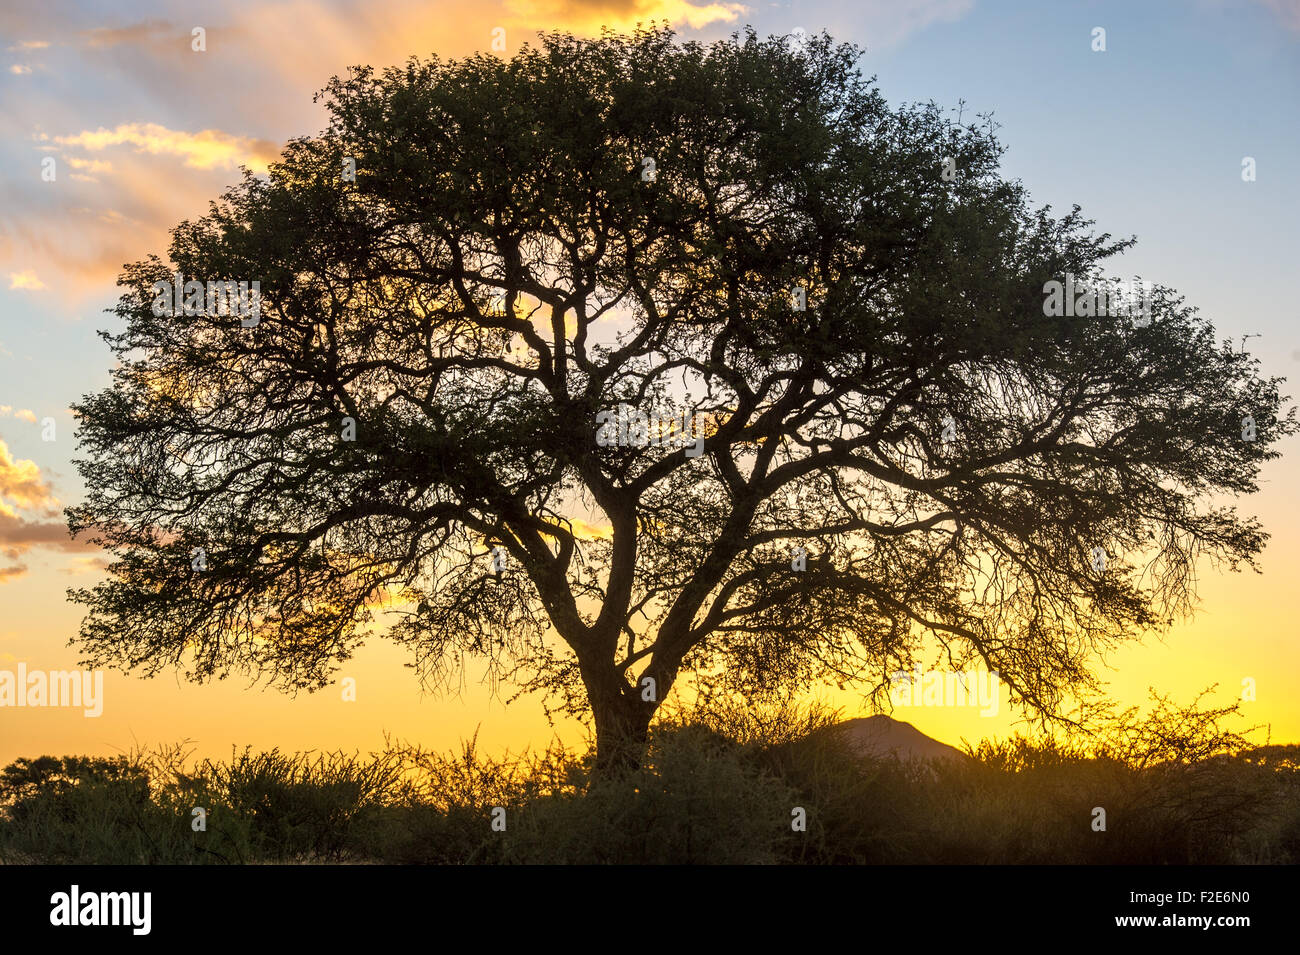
[69,27,1295,773]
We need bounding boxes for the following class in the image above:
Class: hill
[823,715,970,764]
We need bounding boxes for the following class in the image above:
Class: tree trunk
[589,684,655,779]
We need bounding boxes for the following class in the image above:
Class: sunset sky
[2,0,1298,766]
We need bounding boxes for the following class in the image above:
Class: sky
[1,0,1298,766]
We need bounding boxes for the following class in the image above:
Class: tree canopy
[69,26,1295,770]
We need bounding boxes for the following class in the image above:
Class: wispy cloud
[62,555,111,575]
[67,157,114,175]
[80,20,177,49]
[504,0,746,31]
[53,123,280,174]
[0,513,96,553]
[7,270,45,291]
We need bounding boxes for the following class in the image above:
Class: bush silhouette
[2,695,1295,864]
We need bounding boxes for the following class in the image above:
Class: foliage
[3,696,1294,864]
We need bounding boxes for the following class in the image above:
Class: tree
[69,27,1295,774]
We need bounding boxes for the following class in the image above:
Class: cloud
[13,410,37,424]
[1,210,163,298]
[0,513,95,553]
[67,157,113,175]
[0,562,28,583]
[504,0,746,31]
[6,41,49,51]
[7,270,45,291]
[9,64,31,74]
[80,20,177,49]
[0,438,97,561]
[55,123,280,174]
[0,123,281,302]
[0,437,57,517]
[62,555,112,575]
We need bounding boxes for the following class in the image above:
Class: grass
[2,695,1296,865]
